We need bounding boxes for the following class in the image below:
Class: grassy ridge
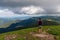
[0,27,38,40]
[0,25,60,40]
[42,25,60,40]
[41,25,60,35]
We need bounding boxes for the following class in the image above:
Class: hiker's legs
[38,25,42,33]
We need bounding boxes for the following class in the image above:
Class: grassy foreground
[0,25,60,40]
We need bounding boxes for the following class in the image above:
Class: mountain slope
[0,16,60,28]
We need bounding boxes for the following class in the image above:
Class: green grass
[42,25,60,40]
[41,25,60,35]
[0,27,39,40]
[0,25,60,40]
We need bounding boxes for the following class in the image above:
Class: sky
[0,0,60,18]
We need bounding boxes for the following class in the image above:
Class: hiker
[38,18,42,33]
[38,18,42,26]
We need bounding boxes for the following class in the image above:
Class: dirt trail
[32,34,55,40]
[5,34,19,40]
[30,29,56,40]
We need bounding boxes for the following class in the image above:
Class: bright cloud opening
[20,5,45,15]
[56,6,60,12]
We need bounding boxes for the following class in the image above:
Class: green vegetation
[41,25,60,35]
[0,27,39,40]
[42,25,60,40]
[0,20,18,28]
[0,25,60,40]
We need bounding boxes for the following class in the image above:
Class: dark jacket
[38,20,42,25]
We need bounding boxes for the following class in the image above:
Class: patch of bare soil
[32,34,55,40]
[4,34,19,40]
[30,29,56,40]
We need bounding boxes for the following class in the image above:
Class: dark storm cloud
[0,0,59,7]
[0,0,60,10]
[0,0,39,7]
[0,0,60,16]
[0,0,60,13]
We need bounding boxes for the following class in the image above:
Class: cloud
[19,5,45,15]
[0,0,59,7]
[0,8,44,18]
[0,0,60,16]
[55,6,60,12]
[0,9,20,18]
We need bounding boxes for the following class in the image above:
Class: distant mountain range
[0,16,60,28]
[0,16,31,25]
[0,16,60,33]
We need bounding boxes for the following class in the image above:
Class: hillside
[0,16,60,40]
[0,16,60,28]
[0,25,60,40]
[0,20,20,28]
[0,16,60,33]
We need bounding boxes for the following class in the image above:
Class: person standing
[38,18,42,26]
[38,18,43,33]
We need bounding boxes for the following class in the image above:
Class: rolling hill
[0,16,60,28]
[0,16,60,33]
